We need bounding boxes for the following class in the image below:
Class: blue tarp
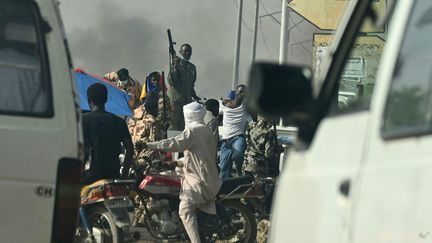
[75,70,133,117]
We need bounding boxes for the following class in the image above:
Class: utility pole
[232,0,243,92]
[279,0,289,126]
[279,0,289,65]
[250,0,260,65]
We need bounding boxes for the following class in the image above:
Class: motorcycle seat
[80,179,110,198]
[218,174,254,196]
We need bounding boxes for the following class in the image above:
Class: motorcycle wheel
[87,206,124,243]
[220,200,257,243]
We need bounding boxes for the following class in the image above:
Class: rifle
[161,71,167,132]
[167,29,176,58]
[167,29,178,89]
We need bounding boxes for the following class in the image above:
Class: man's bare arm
[222,99,237,108]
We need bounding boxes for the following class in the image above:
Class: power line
[261,12,281,25]
[260,0,281,25]
[231,0,253,32]
[288,15,307,34]
[288,21,313,56]
[292,38,313,45]
[259,19,276,61]
[259,0,271,15]
[286,14,312,55]
[293,41,313,56]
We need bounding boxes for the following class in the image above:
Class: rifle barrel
[167,29,173,43]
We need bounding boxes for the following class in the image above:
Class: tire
[87,206,124,243]
[220,200,257,243]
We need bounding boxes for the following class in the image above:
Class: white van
[248,0,432,242]
[0,0,82,242]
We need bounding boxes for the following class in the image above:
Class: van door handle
[339,179,350,197]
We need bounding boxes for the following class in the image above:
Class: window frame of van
[380,0,431,140]
[296,0,379,145]
[0,0,54,118]
[327,37,388,117]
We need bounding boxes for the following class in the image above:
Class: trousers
[218,134,246,179]
[179,200,201,243]
[179,199,216,243]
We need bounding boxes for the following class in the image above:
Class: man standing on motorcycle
[138,102,221,243]
[82,83,134,184]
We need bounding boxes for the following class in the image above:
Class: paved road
[132,225,185,243]
[127,214,187,243]
[127,213,269,243]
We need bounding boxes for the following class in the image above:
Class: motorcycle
[75,179,140,243]
[130,160,258,242]
[242,175,277,220]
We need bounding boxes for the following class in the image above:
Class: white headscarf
[183,102,206,129]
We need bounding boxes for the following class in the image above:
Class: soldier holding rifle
[167,29,201,131]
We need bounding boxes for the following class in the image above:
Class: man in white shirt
[219,84,249,178]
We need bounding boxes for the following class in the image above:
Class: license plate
[105,198,132,208]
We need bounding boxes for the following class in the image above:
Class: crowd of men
[81,42,280,243]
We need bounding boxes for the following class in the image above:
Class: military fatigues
[127,106,161,165]
[128,106,163,226]
[156,91,173,139]
[104,71,142,109]
[168,56,198,130]
[242,119,277,178]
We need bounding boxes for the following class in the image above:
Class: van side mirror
[247,62,314,117]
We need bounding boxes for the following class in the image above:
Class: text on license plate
[105,199,132,208]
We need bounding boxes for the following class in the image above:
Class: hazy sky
[58,0,318,99]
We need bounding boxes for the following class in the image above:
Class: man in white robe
[141,102,221,243]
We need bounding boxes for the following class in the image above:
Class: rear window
[0,0,53,117]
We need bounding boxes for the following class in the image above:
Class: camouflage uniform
[242,118,277,178]
[128,105,163,226]
[156,91,173,139]
[128,102,170,226]
[104,71,142,109]
[168,56,198,130]
[127,106,161,165]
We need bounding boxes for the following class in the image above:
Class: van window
[382,0,432,138]
[330,35,387,114]
[324,3,387,115]
[0,0,53,117]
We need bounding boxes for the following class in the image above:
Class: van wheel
[87,207,124,243]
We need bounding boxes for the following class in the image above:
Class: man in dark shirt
[82,83,133,185]
[168,43,201,130]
